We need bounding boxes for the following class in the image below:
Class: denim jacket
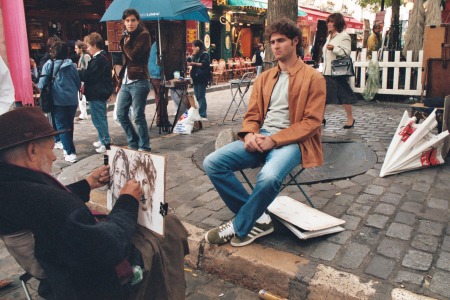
[37,59,80,106]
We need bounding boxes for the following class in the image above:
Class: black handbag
[39,60,62,113]
[331,49,355,77]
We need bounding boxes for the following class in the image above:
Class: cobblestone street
[1,84,449,299]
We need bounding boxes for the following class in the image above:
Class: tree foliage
[355,0,392,12]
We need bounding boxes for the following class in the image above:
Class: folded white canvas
[268,196,345,240]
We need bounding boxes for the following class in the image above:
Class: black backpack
[39,60,62,113]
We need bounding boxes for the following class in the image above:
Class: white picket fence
[349,49,424,96]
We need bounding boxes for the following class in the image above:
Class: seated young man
[203,17,326,247]
[0,107,188,300]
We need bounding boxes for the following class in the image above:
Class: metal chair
[221,72,254,123]
[239,165,314,207]
[20,273,33,300]
[214,129,314,208]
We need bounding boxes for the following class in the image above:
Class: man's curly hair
[264,17,302,56]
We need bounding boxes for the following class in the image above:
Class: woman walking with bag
[322,13,358,129]
[75,40,91,120]
[37,41,81,162]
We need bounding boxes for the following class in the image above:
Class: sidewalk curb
[182,222,380,300]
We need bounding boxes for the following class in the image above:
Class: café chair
[212,59,226,85]
[245,57,256,73]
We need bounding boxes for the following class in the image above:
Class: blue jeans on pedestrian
[117,80,150,150]
[203,130,301,238]
[194,83,207,118]
[89,100,110,145]
[52,105,77,155]
[51,113,60,143]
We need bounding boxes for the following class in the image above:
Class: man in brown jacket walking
[203,17,326,247]
[116,8,151,152]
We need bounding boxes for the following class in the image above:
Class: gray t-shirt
[261,71,290,134]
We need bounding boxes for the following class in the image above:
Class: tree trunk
[265,0,298,61]
[389,0,401,50]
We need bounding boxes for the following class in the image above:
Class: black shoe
[343,119,355,129]
[322,119,326,126]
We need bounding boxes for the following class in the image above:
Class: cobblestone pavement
[1,83,449,299]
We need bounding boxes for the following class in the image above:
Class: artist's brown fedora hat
[0,107,68,151]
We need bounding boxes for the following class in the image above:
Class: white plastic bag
[173,107,201,135]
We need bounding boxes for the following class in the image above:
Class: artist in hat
[0,107,189,299]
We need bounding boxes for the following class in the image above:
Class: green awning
[227,0,307,16]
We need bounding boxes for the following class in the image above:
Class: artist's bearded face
[36,138,56,174]
[134,167,153,211]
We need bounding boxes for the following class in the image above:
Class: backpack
[39,60,62,113]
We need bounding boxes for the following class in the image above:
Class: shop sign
[187,28,197,43]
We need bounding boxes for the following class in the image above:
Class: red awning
[200,0,213,9]
[343,16,363,30]
[298,7,363,31]
[299,7,329,24]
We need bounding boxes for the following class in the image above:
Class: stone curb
[182,222,438,300]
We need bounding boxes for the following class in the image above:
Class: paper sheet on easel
[268,196,345,232]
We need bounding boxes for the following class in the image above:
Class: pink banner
[1,0,33,105]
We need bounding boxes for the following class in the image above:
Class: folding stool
[221,72,254,123]
[239,165,314,208]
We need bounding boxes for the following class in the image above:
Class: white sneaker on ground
[93,141,102,148]
[65,154,78,163]
[54,142,63,149]
[63,150,67,157]
[199,117,208,122]
[95,146,107,154]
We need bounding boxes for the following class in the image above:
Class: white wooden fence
[349,49,424,96]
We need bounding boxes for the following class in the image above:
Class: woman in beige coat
[322,13,358,129]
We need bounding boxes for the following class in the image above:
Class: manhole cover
[193,140,377,184]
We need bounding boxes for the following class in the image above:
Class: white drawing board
[107,146,165,236]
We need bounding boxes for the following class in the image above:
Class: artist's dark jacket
[78,50,113,101]
[0,163,139,300]
[119,25,151,81]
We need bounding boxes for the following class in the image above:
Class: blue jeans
[51,113,60,143]
[117,80,150,150]
[194,83,207,118]
[89,100,110,145]
[203,130,301,237]
[53,105,77,155]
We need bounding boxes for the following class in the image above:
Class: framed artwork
[107,146,166,236]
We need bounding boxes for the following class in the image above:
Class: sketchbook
[106,146,166,236]
[267,196,345,240]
